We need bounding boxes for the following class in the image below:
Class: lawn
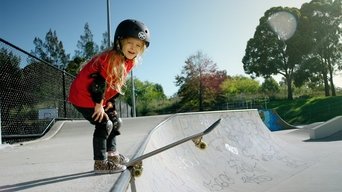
[268,96,342,125]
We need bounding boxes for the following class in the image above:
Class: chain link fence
[0,38,131,144]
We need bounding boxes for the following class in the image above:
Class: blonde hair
[103,40,146,94]
[78,39,146,94]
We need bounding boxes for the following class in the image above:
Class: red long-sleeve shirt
[68,51,134,108]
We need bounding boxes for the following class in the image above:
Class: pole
[131,71,136,117]
[107,0,136,117]
[0,98,2,145]
[62,70,67,118]
[106,0,111,48]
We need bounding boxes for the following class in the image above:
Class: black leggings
[74,106,117,160]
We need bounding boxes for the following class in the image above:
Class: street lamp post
[106,0,136,117]
[131,71,136,117]
[106,0,111,48]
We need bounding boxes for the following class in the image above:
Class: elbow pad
[89,73,106,103]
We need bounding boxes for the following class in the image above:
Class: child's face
[121,37,145,60]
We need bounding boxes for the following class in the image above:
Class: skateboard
[125,118,221,177]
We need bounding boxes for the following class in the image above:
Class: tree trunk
[323,72,330,96]
[199,72,204,111]
[199,85,203,111]
[286,75,293,100]
[320,57,330,96]
[328,58,336,96]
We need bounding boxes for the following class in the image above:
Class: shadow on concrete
[0,171,95,192]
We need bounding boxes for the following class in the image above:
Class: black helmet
[114,19,150,50]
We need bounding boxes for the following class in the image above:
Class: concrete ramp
[260,109,298,131]
[310,116,342,139]
[132,110,311,192]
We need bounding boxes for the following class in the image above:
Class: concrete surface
[1,110,342,192]
[0,115,170,192]
[128,110,342,192]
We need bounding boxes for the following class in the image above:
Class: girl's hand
[92,103,108,122]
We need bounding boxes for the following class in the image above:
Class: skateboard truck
[131,161,143,177]
[192,136,207,149]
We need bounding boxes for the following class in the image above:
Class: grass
[268,96,342,125]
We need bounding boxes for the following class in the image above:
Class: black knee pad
[106,120,113,136]
[113,117,122,131]
[108,110,122,135]
[109,117,121,136]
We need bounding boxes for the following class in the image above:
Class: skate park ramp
[260,109,298,131]
[125,109,342,192]
[309,116,342,139]
[1,110,341,192]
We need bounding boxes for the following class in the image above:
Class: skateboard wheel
[133,168,143,177]
[199,141,207,149]
[196,141,207,149]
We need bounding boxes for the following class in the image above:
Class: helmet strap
[114,41,125,57]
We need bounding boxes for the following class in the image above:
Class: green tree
[242,7,302,100]
[300,0,342,96]
[100,31,111,51]
[65,56,85,76]
[0,48,23,119]
[293,56,324,89]
[75,23,99,60]
[31,29,70,69]
[175,51,227,111]
[260,77,280,98]
[221,75,260,97]
[123,78,167,116]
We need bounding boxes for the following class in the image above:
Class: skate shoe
[94,160,126,174]
[108,154,130,165]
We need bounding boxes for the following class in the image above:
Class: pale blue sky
[3,0,340,97]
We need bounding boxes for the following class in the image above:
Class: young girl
[68,19,150,174]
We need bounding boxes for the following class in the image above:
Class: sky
[1,0,341,97]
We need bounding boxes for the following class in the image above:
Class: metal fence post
[62,70,67,118]
[0,98,2,144]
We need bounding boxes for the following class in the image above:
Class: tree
[293,56,324,89]
[221,76,260,97]
[31,29,70,69]
[123,78,167,116]
[299,0,342,96]
[75,23,99,60]
[100,31,111,51]
[0,48,23,120]
[65,56,85,76]
[242,7,303,100]
[175,51,227,111]
[260,77,280,98]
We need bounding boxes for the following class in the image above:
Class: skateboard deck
[125,118,221,177]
